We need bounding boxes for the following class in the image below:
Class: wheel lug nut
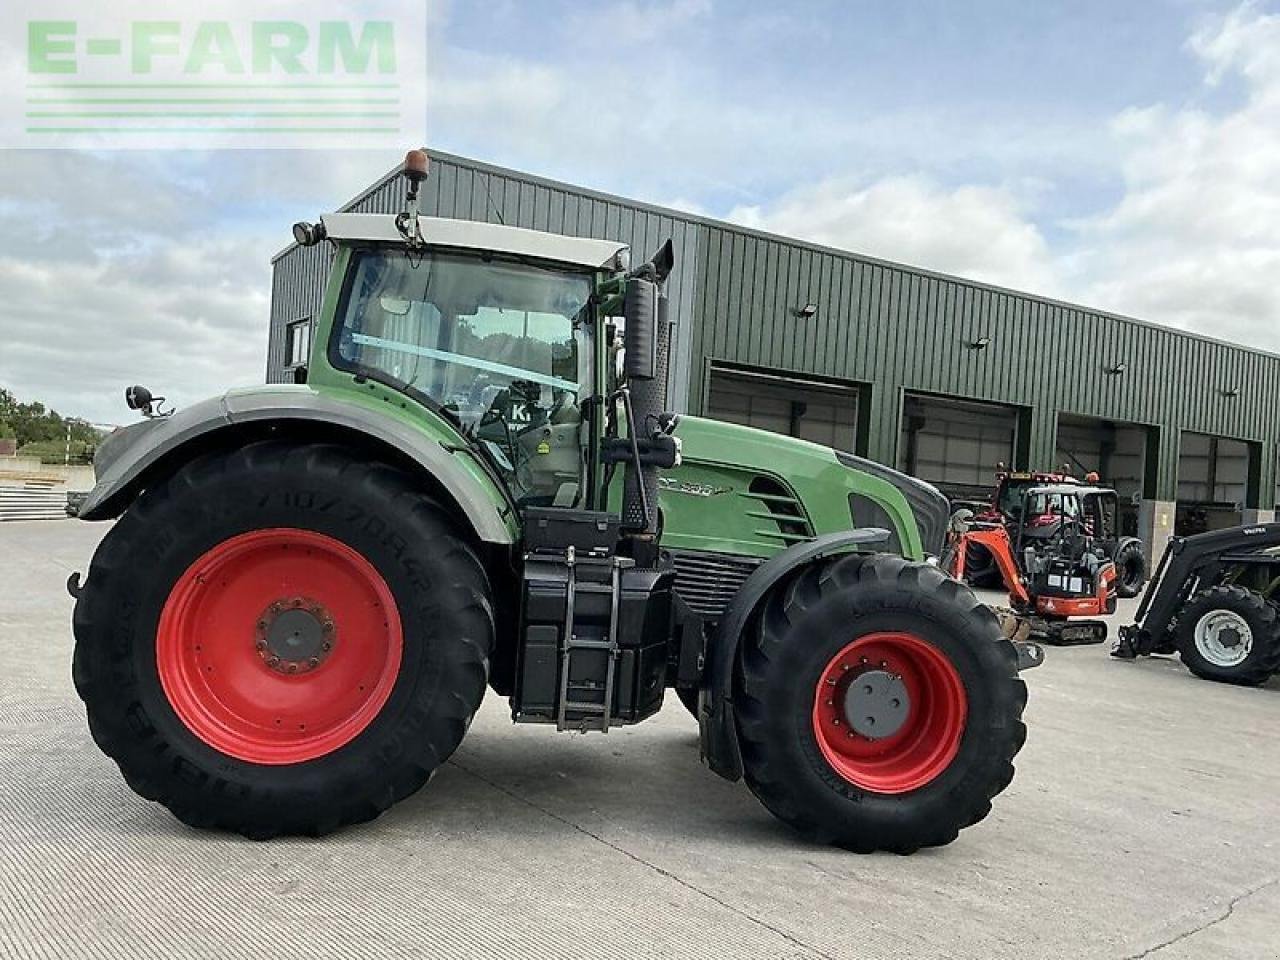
[309,658,319,668]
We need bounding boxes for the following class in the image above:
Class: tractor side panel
[658,416,925,561]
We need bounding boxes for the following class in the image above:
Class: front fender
[78,387,517,545]
[698,528,890,781]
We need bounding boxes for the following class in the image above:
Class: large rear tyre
[735,553,1027,853]
[1173,586,1280,686]
[1113,540,1147,599]
[72,442,494,838]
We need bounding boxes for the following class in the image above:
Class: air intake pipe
[619,241,678,542]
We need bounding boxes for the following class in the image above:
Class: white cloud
[563,0,712,43]
[1065,2,1280,349]
[7,1,1280,429]
[0,149,394,425]
[724,3,1280,354]
[727,175,1060,295]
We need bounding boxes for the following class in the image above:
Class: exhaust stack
[619,241,678,544]
[621,278,670,536]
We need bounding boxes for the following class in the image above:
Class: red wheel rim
[156,528,403,765]
[811,632,967,794]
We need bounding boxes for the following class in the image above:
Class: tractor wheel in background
[1113,540,1148,599]
[962,542,1000,588]
[72,442,494,838]
[734,553,1027,854]
[1173,586,1280,686]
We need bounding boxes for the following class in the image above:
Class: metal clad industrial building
[269,149,1280,553]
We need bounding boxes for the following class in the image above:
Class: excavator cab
[945,483,1117,645]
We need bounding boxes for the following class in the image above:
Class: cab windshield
[333,248,594,505]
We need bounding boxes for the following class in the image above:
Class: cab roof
[320,213,630,271]
[1024,484,1115,498]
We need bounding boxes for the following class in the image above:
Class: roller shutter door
[899,394,1017,492]
[706,367,858,452]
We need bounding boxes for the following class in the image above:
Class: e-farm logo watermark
[2,2,426,149]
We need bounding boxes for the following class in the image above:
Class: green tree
[0,385,102,450]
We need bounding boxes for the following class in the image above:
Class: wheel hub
[811,632,968,794]
[842,668,910,739]
[256,597,336,674]
[1194,610,1252,667]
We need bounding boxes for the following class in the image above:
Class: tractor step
[512,528,676,731]
[556,550,624,732]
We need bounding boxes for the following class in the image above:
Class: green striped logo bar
[5,2,426,149]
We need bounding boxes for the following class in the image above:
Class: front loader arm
[1121,522,1280,654]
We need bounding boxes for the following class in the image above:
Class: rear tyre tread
[73,441,495,839]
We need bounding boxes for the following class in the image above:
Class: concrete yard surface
[1,519,1278,959]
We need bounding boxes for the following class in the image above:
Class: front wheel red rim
[156,528,403,765]
[812,632,967,794]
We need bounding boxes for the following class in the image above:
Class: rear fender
[77,389,518,545]
[698,529,890,781]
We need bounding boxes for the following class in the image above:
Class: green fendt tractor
[69,152,1034,853]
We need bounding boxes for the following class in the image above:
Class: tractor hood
[670,416,949,557]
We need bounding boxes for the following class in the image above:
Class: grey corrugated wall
[268,150,1280,506]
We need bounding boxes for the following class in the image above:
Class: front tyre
[735,553,1027,853]
[1174,586,1280,686]
[72,442,494,838]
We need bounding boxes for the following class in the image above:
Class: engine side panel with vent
[651,415,928,561]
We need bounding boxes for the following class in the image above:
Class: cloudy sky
[2,0,1279,425]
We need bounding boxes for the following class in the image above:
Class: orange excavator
[943,483,1117,645]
